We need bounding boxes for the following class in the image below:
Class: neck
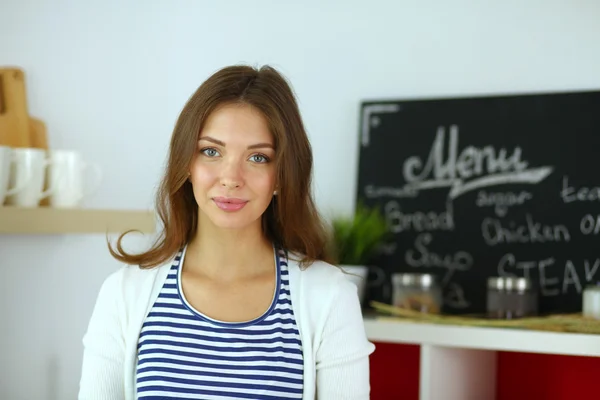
[185,216,274,280]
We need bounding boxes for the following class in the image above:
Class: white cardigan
[78,252,376,399]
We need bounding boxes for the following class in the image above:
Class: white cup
[4,147,54,207]
[1,146,29,205]
[46,149,102,208]
[583,285,600,319]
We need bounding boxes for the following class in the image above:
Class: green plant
[329,203,390,265]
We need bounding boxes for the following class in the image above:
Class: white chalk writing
[563,260,582,294]
[400,125,553,199]
[405,233,473,284]
[445,282,470,309]
[384,200,454,233]
[364,184,418,199]
[580,214,600,235]
[498,254,600,296]
[482,215,571,246]
[561,176,600,203]
[585,259,600,281]
[475,190,533,217]
[497,253,559,296]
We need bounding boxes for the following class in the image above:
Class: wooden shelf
[0,206,156,234]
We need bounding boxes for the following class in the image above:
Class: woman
[79,64,375,399]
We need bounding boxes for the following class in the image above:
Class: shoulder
[286,252,358,308]
[287,252,346,285]
[95,257,174,307]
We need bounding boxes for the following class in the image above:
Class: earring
[273,190,278,195]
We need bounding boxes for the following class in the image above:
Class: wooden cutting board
[30,117,50,206]
[0,68,31,147]
[29,117,48,149]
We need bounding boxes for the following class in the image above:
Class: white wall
[1,0,599,398]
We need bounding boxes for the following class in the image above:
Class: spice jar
[487,277,538,319]
[391,273,442,314]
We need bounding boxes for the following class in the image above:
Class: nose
[220,159,243,189]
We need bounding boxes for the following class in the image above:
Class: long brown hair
[109,65,334,269]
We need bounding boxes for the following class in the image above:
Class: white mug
[0,146,29,205]
[4,147,54,207]
[46,149,102,208]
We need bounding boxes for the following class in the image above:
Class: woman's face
[190,103,277,232]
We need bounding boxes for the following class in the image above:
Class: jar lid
[392,273,436,288]
[488,276,532,291]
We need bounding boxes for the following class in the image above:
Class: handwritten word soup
[405,233,473,283]
[404,234,473,309]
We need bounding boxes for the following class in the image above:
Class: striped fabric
[135,247,304,399]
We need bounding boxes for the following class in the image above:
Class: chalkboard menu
[356,90,600,315]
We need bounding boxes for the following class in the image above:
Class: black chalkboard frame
[355,89,600,315]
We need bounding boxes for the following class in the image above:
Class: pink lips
[213,197,248,212]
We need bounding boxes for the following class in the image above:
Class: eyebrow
[199,136,274,150]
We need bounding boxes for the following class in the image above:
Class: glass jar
[391,273,442,314]
[487,277,538,319]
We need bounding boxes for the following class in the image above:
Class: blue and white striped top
[135,247,304,399]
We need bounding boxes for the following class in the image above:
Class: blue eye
[250,154,269,163]
[201,148,220,157]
